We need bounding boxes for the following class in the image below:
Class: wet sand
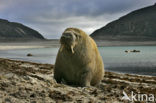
[0,40,59,50]
[0,58,156,103]
[95,40,156,46]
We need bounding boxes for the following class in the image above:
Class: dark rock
[27,53,33,57]
[30,93,36,98]
[130,50,140,53]
[125,50,140,53]
[90,89,98,97]
[125,50,129,53]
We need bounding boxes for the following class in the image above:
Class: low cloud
[0,0,155,38]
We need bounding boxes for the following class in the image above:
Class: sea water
[0,46,156,76]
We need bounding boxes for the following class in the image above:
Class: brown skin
[54,28,104,87]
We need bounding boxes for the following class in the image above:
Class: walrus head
[60,28,87,54]
[60,29,77,54]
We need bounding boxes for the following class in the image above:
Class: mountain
[0,19,45,41]
[91,4,156,41]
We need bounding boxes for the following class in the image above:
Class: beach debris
[125,50,140,53]
[130,49,140,52]
[0,58,156,103]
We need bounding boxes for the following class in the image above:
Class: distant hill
[91,4,156,41]
[0,19,45,41]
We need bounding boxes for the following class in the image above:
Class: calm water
[0,46,156,76]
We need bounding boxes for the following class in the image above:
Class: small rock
[125,50,129,53]
[131,49,140,53]
[90,89,98,97]
[30,93,36,98]
[27,53,33,57]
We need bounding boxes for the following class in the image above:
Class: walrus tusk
[60,45,64,52]
[71,45,74,54]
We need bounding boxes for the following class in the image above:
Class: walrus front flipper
[54,69,62,83]
[54,75,62,83]
[79,69,92,87]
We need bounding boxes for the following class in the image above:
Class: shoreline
[0,40,59,50]
[95,40,156,47]
[0,57,156,77]
[0,58,156,102]
[1,56,156,77]
[0,46,48,50]
[0,40,156,50]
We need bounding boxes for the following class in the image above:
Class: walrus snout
[60,32,76,45]
[60,31,76,54]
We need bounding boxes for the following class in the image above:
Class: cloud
[0,0,156,38]
[24,15,113,38]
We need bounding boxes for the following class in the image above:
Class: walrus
[54,28,104,87]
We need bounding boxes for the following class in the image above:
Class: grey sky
[0,0,155,39]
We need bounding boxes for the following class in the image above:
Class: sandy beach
[0,58,156,103]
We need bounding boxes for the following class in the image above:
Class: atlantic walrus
[54,28,104,87]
